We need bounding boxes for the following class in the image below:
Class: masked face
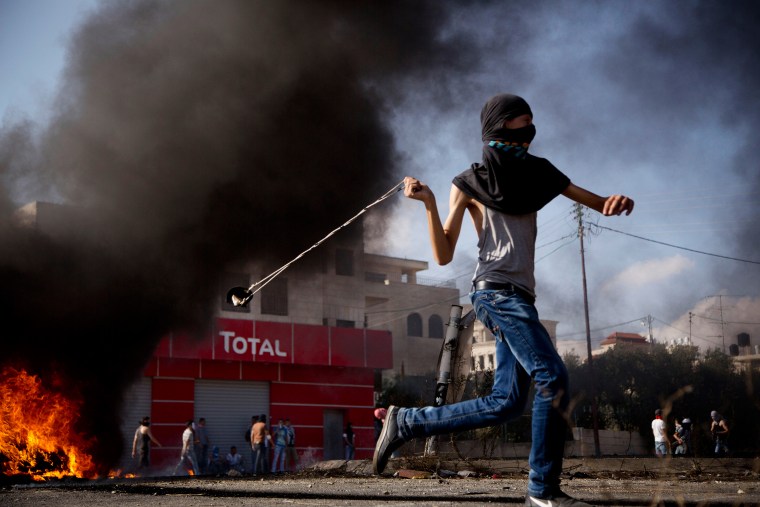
[502,123,536,146]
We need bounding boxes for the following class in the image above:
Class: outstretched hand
[602,194,634,216]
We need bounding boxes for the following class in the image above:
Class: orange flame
[0,367,98,480]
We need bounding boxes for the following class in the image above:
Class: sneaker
[372,405,405,475]
[524,490,591,507]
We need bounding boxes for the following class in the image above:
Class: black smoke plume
[0,0,471,472]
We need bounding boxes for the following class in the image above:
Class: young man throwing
[373,94,634,507]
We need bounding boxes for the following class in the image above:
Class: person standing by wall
[343,422,355,461]
[251,415,259,474]
[131,416,161,471]
[652,409,669,457]
[284,418,298,472]
[710,411,730,455]
[193,417,210,474]
[251,414,270,475]
[271,418,287,473]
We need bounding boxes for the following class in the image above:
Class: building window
[407,313,422,337]
[261,277,288,316]
[365,271,387,283]
[335,248,354,276]
[220,272,251,313]
[487,354,494,369]
[478,355,485,370]
[336,319,355,328]
[428,314,444,339]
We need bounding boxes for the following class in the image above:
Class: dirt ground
[2,456,760,506]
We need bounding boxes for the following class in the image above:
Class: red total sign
[218,330,288,358]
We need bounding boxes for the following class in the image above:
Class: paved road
[3,457,759,506]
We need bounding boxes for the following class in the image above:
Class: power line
[556,317,648,339]
[593,224,760,265]
[535,238,575,264]
[691,313,760,326]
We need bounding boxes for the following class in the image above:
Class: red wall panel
[241,362,279,381]
[199,359,240,380]
[154,335,171,357]
[292,324,329,365]
[151,400,194,423]
[151,378,194,401]
[156,358,198,378]
[149,424,186,446]
[171,332,213,360]
[292,426,323,447]
[280,365,373,385]
[267,405,324,427]
[142,357,158,377]
[270,383,373,407]
[343,407,378,428]
[329,328,366,367]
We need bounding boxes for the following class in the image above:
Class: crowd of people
[132,414,299,476]
[651,408,730,457]
[135,403,731,477]
[133,408,389,476]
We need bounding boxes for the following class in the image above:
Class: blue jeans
[272,445,286,472]
[174,450,199,476]
[714,438,729,455]
[396,289,569,498]
[252,443,265,474]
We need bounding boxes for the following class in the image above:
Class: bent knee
[534,364,568,396]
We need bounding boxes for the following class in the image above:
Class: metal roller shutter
[194,379,269,462]
[118,377,153,470]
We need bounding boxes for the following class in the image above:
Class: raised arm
[562,182,634,216]
[403,177,477,266]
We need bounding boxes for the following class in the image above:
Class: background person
[193,417,210,474]
[131,416,161,470]
[284,418,298,472]
[271,418,287,473]
[710,411,730,455]
[652,409,669,457]
[343,422,355,461]
[173,420,199,476]
[226,445,245,474]
[251,414,270,474]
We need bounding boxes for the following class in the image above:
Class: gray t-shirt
[472,207,537,296]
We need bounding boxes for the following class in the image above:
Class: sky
[2,0,759,361]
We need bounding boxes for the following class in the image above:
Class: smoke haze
[0,0,471,471]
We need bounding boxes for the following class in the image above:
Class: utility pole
[574,203,601,457]
[688,312,693,345]
[718,295,726,354]
[642,314,654,346]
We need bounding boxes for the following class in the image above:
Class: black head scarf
[452,94,570,215]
